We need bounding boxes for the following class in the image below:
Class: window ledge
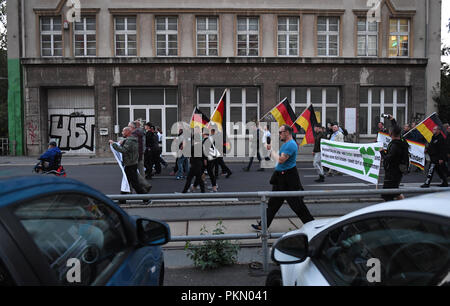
[21,57,428,66]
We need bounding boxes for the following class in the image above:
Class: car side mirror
[136,218,171,246]
[271,233,309,264]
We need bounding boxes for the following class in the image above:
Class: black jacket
[313,131,325,153]
[427,134,447,162]
[145,131,159,152]
[382,139,409,177]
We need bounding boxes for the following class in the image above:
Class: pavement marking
[305,183,371,187]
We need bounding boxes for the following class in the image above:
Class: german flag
[267,98,300,133]
[209,89,227,132]
[190,107,210,129]
[414,112,447,143]
[294,105,319,146]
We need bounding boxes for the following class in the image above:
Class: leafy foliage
[185,221,240,270]
[0,0,6,137]
[433,62,450,124]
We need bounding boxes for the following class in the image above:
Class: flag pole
[259,97,288,122]
[208,88,228,130]
[402,112,435,139]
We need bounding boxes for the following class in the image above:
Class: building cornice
[21,57,428,66]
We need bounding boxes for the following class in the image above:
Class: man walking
[243,123,263,172]
[210,128,232,178]
[380,125,409,201]
[182,128,205,193]
[313,124,325,182]
[251,124,314,231]
[110,127,150,198]
[421,126,448,188]
[144,123,161,179]
[327,122,344,176]
[129,121,151,191]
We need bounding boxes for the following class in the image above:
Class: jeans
[177,156,189,177]
[313,153,324,176]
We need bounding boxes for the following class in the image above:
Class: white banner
[110,144,130,193]
[321,139,383,184]
[377,132,426,169]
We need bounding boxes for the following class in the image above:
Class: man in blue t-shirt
[251,124,314,230]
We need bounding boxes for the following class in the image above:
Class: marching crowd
[35,114,449,230]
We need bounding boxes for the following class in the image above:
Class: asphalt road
[0,161,439,195]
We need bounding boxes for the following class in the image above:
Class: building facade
[7,0,442,156]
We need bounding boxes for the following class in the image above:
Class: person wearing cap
[35,140,62,172]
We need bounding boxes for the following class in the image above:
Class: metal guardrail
[108,187,450,272]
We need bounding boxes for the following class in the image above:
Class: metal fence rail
[108,187,450,272]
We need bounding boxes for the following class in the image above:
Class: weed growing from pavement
[184,221,240,270]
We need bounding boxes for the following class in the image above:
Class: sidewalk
[0,145,315,166]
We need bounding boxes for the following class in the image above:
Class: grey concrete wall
[22,59,427,156]
[20,0,439,61]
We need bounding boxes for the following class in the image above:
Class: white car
[269,191,450,286]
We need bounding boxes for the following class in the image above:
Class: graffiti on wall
[27,121,38,145]
[49,114,95,151]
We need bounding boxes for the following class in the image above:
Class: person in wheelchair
[34,141,63,174]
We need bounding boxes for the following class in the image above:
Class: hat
[49,140,57,146]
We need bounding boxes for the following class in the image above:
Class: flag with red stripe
[190,107,210,129]
[294,105,319,146]
[413,112,447,143]
[266,98,301,133]
[209,89,227,132]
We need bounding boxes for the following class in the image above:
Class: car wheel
[159,262,165,286]
[265,269,282,286]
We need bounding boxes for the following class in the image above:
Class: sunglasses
[279,130,286,134]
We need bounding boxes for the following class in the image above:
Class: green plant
[184,221,240,270]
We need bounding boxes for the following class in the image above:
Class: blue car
[0,176,170,286]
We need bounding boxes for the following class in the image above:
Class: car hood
[281,217,338,240]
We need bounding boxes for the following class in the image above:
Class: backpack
[398,140,410,174]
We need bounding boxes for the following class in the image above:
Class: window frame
[357,17,378,57]
[40,16,63,57]
[114,16,137,57]
[277,16,300,57]
[309,210,450,286]
[279,86,340,133]
[73,16,97,57]
[388,18,410,57]
[196,16,219,57]
[317,16,340,57]
[236,16,260,57]
[156,16,178,57]
[359,87,408,137]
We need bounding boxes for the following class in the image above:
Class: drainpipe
[21,0,25,57]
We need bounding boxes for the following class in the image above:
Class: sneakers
[242,167,250,172]
[420,183,430,188]
[315,175,325,183]
[176,176,183,180]
[438,182,449,187]
[226,171,233,178]
[257,168,265,172]
[251,221,262,231]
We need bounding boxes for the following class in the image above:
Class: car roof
[337,191,450,222]
[0,176,110,208]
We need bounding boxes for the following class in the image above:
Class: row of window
[40,15,410,58]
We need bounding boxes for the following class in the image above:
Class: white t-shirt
[263,130,271,144]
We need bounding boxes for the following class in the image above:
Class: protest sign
[321,139,383,184]
[377,132,425,170]
[110,143,130,193]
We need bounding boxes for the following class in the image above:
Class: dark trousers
[382,172,402,201]
[246,152,262,170]
[125,164,146,194]
[182,159,205,193]
[266,167,314,228]
[425,162,448,185]
[145,150,161,177]
[205,160,217,187]
[214,157,231,176]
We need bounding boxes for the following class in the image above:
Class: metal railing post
[260,194,269,273]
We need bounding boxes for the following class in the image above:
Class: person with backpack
[380,125,409,201]
[421,125,448,188]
